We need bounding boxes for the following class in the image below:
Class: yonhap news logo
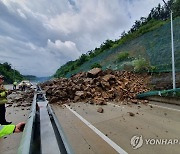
[131,135,143,149]
[130,135,180,149]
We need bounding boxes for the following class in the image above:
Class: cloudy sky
[0,0,164,77]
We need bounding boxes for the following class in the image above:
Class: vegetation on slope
[0,62,24,83]
[54,0,180,78]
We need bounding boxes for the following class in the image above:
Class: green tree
[0,62,23,83]
[173,0,180,17]
[76,54,89,66]
[2,62,11,71]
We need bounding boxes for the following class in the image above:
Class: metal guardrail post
[18,91,37,154]
[47,104,74,154]
[18,86,74,154]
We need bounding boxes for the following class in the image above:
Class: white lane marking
[149,104,180,112]
[64,104,128,154]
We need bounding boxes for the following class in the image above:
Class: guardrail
[18,85,73,154]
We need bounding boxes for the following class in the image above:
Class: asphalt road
[1,87,180,154]
[52,101,180,154]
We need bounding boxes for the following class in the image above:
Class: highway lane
[52,101,180,154]
[52,104,119,154]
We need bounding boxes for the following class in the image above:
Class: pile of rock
[41,68,150,105]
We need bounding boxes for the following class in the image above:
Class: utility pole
[162,0,176,89]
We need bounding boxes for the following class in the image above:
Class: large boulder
[87,68,102,78]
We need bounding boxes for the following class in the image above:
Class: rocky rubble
[41,68,150,105]
[7,89,34,110]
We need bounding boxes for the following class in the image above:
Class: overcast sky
[0,0,164,77]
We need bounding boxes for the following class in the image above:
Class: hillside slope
[55,17,180,78]
[0,62,24,83]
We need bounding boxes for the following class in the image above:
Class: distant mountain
[24,75,37,81]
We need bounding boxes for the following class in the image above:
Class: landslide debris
[41,68,150,105]
[7,89,34,110]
